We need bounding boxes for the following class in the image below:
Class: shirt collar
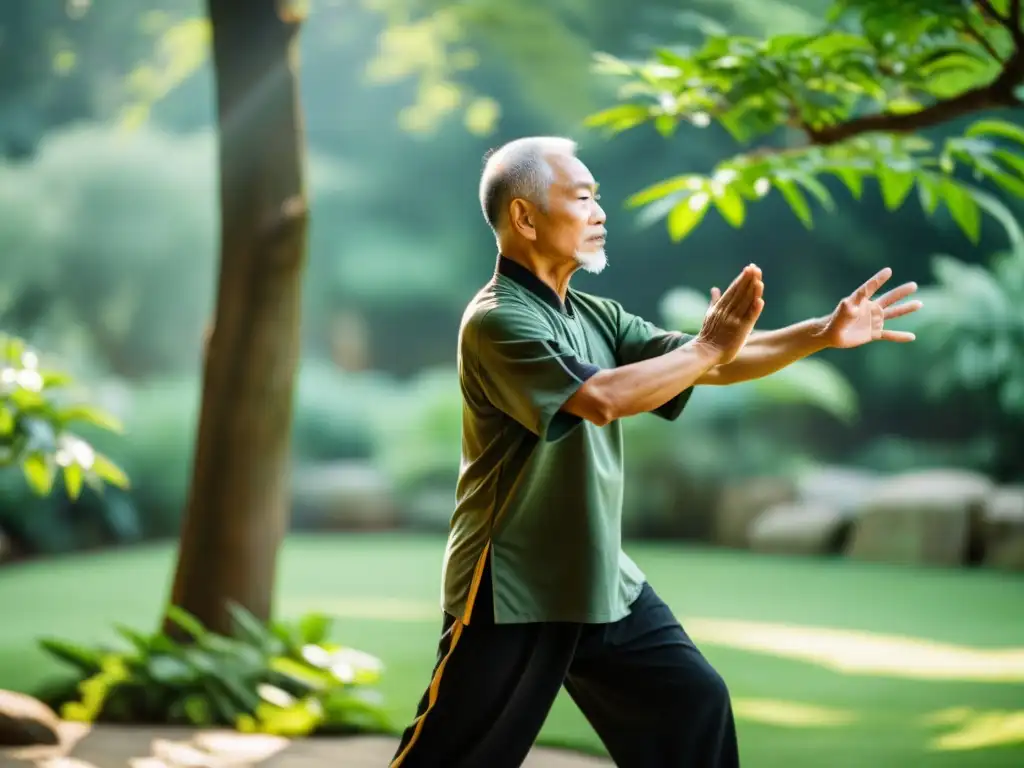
[495,255,572,315]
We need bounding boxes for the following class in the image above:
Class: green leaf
[885,98,923,115]
[942,182,982,243]
[712,184,745,226]
[254,698,320,737]
[590,51,634,76]
[4,336,26,365]
[114,624,153,654]
[182,694,215,726]
[10,388,45,411]
[228,602,271,647]
[38,638,104,675]
[58,405,124,434]
[878,167,916,210]
[654,114,677,137]
[832,168,863,199]
[91,453,130,489]
[774,179,812,228]
[0,406,14,437]
[268,656,334,692]
[165,606,208,641]
[40,371,74,390]
[917,174,941,215]
[297,613,332,645]
[667,194,710,241]
[63,462,84,501]
[626,175,705,208]
[966,119,1024,146]
[22,453,55,495]
[966,186,1024,250]
[147,655,197,685]
[583,104,652,134]
[794,173,835,212]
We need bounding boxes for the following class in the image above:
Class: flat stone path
[1,723,612,767]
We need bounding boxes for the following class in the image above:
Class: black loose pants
[390,563,739,768]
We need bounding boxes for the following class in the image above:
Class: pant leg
[391,563,579,768]
[563,582,739,768]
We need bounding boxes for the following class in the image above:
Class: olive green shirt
[441,256,694,624]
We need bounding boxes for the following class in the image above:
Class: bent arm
[697,316,829,385]
[564,340,722,425]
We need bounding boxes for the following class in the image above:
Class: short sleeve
[471,307,600,442]
[614,304,695,421]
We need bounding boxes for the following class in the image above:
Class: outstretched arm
[698,267,922,386]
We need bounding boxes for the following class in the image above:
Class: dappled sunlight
[732,698,858,728]
[286,598,1024,683]
[0,725,609,767]
[2,724,291,768]
[922,708,1024,752]
[685,618,1024,683]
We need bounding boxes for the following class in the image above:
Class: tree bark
[166,0,309,635]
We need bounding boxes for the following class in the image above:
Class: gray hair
[479,136,578,232]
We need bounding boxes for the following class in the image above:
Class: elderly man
[389,137,920,768]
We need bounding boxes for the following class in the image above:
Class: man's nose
[591,201,606,224]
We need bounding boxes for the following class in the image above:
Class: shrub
[37,603,390,737]
[0,333,132,553]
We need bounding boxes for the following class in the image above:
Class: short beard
[574,248,608,275]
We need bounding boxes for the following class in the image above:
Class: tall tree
[167,0,309,635]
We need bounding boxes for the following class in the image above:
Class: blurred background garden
[0,0,1023,766]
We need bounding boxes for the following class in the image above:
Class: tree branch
[807,49,1024,146]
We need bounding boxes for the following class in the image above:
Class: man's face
[531,153,608,274]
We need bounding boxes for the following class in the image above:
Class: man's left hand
[821,267,922,349]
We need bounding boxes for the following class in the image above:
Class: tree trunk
[166,0,308,636]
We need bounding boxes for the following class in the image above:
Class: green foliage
[0,333,128,499]
[904,247,1024,414]
[37,603,390,737]
[0,127,217,378]
[370,366,462,491]
[588,0,1024,244]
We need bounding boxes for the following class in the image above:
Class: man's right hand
[695,264,764,365]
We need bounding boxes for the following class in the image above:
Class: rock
[0,690,60,747]
[795,466,882,516]
[982,485,1024,572]
[748,502,849,556]
[846,469,993,567]
[713,478,796,548]
[291,461,399,531]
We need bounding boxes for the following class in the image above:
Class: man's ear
[508,199,538,241]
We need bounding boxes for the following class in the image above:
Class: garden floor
[1,533,1023,767]
[0,723,610,767]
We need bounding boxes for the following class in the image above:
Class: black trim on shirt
[545,338,600,382]
[496,255,575,315]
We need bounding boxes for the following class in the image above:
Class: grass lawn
[1,533,1022,767]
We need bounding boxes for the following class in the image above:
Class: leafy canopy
[587,0,1024,243]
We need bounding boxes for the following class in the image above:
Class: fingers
[876,281,918,308]
[852,267,893,301]
[710,286,721,305]
[880,329,916,342]
[720,264,761,314]
[745,296,765,324]
[883,299,922,320]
